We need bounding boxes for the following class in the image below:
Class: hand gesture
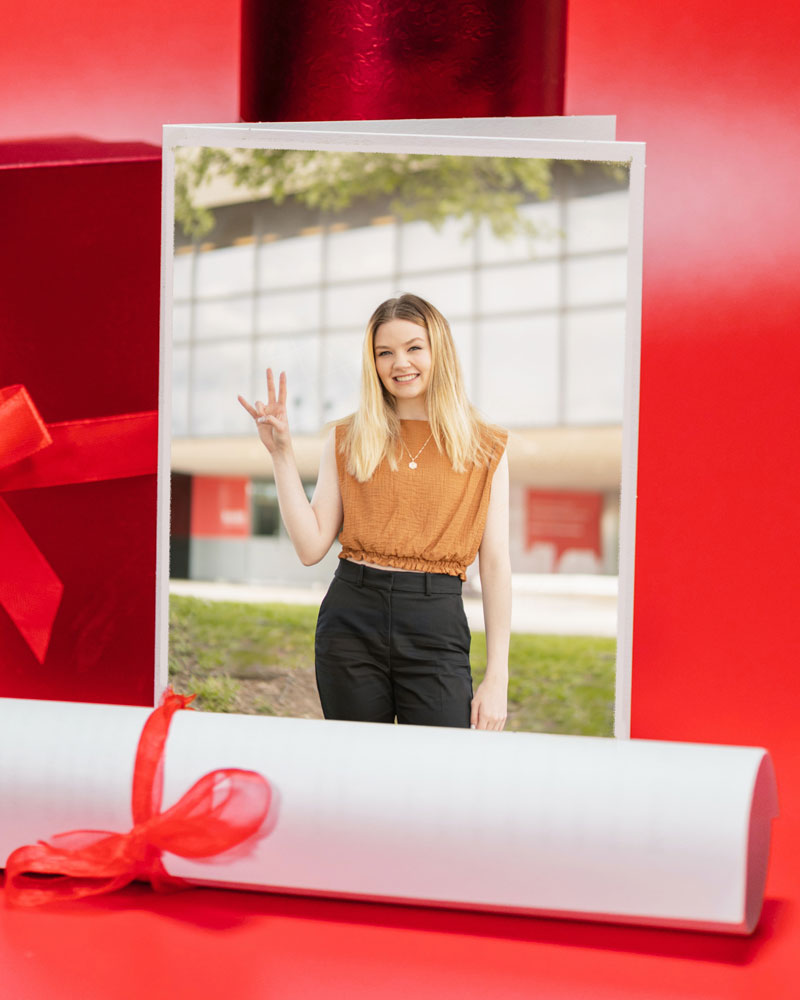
[238,369,292,455]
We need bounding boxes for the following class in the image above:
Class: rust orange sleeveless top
[335,420,508,580]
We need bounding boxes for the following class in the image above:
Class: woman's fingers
[470,689,507,731]
[237,395,258,419]
[242,375,290,452]
[266,367,287,404]
[475,715,506,731]
[265,368,289,410]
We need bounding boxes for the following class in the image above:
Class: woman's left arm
[471,450,511,731]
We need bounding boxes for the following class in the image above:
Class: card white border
[156,121,645,740]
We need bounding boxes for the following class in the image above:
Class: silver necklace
[400,432,433,470]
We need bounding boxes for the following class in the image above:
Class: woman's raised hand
[238,369,292,455]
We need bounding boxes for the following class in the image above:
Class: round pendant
[408,461,417,469]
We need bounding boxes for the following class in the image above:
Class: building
[169,157,629,586]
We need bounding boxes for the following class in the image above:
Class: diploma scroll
[0,698,777,933]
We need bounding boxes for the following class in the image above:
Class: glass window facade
[195,242,255,297]
[477,315,560,425]
[323,279,396,328]
[259,232,322,289]
[251,481,281,536]
[400,217,474,272]
[251,480,314,536]
[171,172,630,438]
[191,341,253,436]
[564,308,627,424]
[253,333,321,434]
[257,288,321,335]
[320,331,364,421]
[327,224,395,281]
[478,201,561,264]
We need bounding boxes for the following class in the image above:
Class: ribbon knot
[0,384,157,663]
[4,690,272,906]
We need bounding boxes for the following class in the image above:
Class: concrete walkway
[170,573,618,638]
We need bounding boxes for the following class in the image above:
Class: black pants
[315,560,473,728]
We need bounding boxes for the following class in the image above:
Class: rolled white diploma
[0,698,777,934]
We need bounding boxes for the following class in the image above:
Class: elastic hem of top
[335,559,462,593]
[339,550,467,581]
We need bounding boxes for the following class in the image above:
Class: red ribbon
[4,690,272,906]
[0,384,158,662]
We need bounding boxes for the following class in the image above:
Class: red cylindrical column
[241,0,566,121]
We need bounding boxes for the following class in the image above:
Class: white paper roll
[0,698,777,933]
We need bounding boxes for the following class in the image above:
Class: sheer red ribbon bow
[4,691,272,906]
[0,383,157,663]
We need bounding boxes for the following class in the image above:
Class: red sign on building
[525,490,603,570]
[190,477,251,538]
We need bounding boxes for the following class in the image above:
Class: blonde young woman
[238,294,510,731]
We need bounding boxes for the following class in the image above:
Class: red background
[0,1,240,144]
[2,0,800,996]
[0,139,161,706]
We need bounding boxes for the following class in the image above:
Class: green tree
[175,147,628,241]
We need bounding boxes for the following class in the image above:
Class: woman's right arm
[238,369,343,566]
[272,428,342,565]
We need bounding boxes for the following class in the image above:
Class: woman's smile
[373,318,433,415]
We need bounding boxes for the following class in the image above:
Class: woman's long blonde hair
[339,293,500,482]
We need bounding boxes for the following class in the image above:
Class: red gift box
[0,138,162,705]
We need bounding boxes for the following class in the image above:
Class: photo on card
[157,123,644,738]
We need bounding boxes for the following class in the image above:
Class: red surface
[191,477,251,538]
[0,137,159,168]
[0,139,161,706]
[0,1,240,143]
[241,0,566,121]
[565,0,800,990]
[3,2,800,997]
[0,888,791,1000]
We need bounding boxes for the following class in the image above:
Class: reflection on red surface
[241,0,567,121]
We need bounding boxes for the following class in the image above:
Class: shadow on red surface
[2,880,787,966]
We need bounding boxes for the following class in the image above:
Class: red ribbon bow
[4,690,272,906]
[0,384,158,662]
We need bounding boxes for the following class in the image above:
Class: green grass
[191,674,242,713]
[169,594,615,735]
[169,595,317,679]
[471,632,616,735]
